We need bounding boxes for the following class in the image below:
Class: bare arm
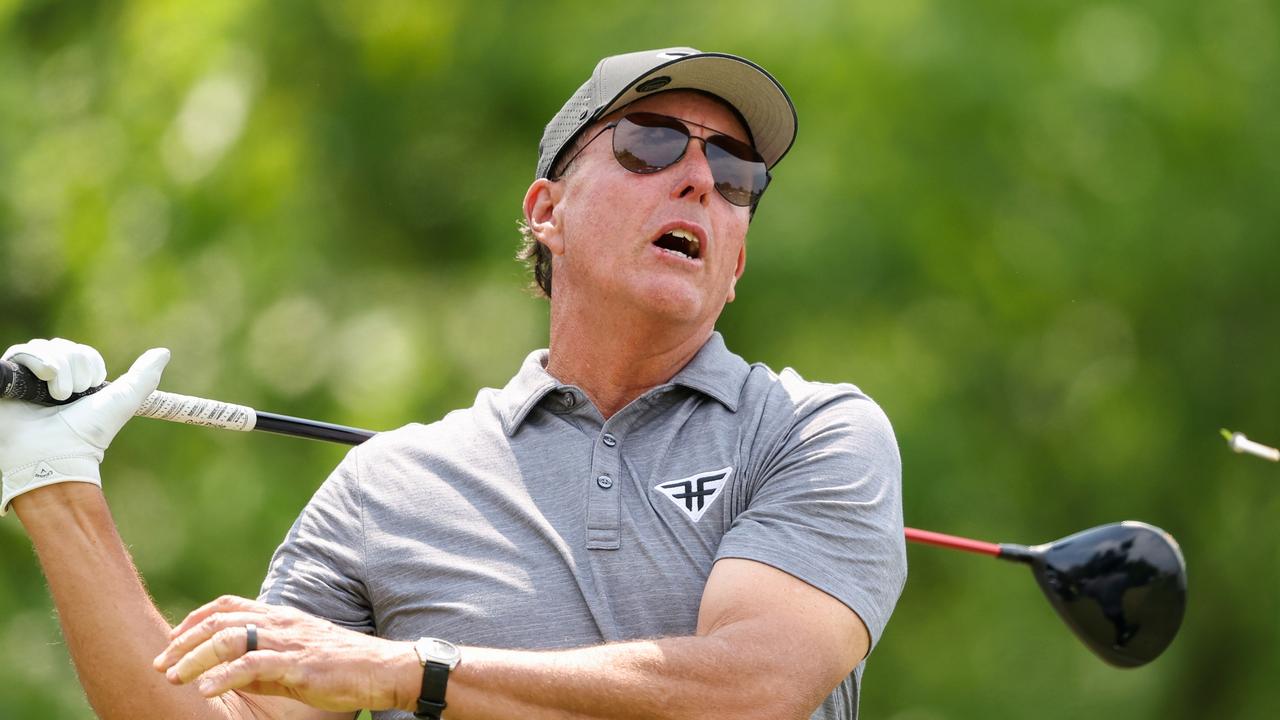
[0,340,342,719]
[14,483,345,720]
[160,557,868,720]
[437,558,868,720]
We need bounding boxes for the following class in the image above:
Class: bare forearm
[385,563,859,720]
[398,626,822,720]
[449,638,760,720]
[16,484,243,720]
[152,564,856,719]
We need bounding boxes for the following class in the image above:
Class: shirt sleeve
[258,446,375,634]
[715,374,906,649]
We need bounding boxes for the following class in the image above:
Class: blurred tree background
[2,0,1278,717]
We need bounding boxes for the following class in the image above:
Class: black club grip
[0,358,106,406]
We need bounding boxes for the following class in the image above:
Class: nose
[671,136,717,206]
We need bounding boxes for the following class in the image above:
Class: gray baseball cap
[536,47,797,180]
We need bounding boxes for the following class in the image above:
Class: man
[0,48,905,719]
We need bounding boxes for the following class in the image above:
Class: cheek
[714,213,750,257]
[566,168,636,225]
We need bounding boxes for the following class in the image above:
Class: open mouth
[653,228,702,260]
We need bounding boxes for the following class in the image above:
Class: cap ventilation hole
[636,76,672,93]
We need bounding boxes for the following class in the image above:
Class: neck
[545,300,712,419]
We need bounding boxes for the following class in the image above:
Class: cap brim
[595,53,797,170]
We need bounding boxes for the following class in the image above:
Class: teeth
[669,229,700,257]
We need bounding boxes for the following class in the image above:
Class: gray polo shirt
[259,332,905,720]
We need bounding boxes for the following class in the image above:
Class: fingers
[68,342,108,393]
[8,339,71,400]
[169,594,264,640]
[163,625,298,698]
[1,339,156,406]
[195,653,292,697]
[152,599,385,709]
[164,625,253,684]
[154,597,302,699]
[3,339,58,381]
[154,610,264,672]
[2,338,109,401]
[46,344,73,400]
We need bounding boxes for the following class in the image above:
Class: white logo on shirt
[655,467,732,523]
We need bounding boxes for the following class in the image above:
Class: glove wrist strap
[1,456,102,516]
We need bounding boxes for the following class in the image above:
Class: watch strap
[414,660,450,719]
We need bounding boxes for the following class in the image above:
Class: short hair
[515,149,582,298]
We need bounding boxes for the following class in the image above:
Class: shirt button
[561,392,576,409]
[596,475,614,489]
[602,433,617,447]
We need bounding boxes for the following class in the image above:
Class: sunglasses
[557,112,770,208]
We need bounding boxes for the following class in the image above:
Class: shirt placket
[585,411,632,550]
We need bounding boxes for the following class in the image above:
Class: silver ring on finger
[245,623,258,653]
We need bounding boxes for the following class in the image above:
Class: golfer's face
[554,91,753,327]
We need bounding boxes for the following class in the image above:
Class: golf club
[3,359,1188,666]
[1,358,373,445]
[906,524,1186,668]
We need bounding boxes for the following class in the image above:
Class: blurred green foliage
[2,0,1279,717]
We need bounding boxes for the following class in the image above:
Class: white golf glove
[0,338,169,516]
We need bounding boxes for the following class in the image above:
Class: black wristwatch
[413,637,461,719]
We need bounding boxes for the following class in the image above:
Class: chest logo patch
[654,466,733,523]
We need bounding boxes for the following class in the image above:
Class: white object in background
[1224,429,1280,462]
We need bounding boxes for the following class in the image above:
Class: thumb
[86,348,171,417]
[61,348,171,449]
[113,348,172,407]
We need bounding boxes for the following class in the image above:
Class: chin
[637,283,719,326]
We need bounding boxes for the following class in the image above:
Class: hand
[153,595,416,712]
[0,338,169,515]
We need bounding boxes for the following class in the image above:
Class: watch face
[418,638,461,667]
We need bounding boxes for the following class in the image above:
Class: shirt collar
[665,331,749,413]
[497,332,751,436]
[496,349,560,436]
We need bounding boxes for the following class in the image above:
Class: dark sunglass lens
[706,138,769,206]
[707,132,763,163]
[614,114,689,173]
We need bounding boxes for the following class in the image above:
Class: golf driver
[906,524,1186,668]
[3,359,1188,666]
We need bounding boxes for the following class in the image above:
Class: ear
[523,178,566,256]
[726,241,747,303]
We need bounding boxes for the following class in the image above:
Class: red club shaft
[905,527,1002,557]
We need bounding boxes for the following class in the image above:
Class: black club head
[1018,521,1187,667]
